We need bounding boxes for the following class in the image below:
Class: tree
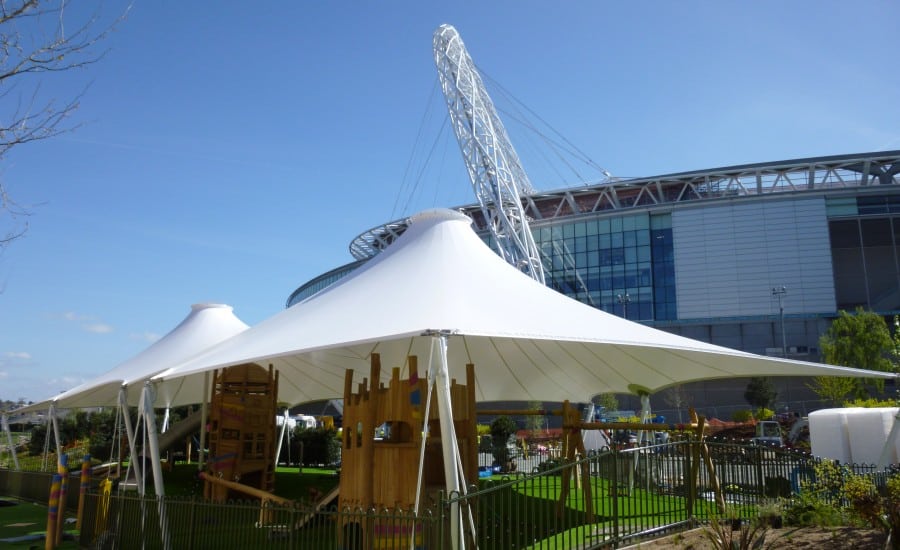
[489,416,518,472]
[808,376,857,407]
[819,308,897,396]
[661,384,692,423]
[1,1,125,249]
[744,377,777,410]
[524,400,545,436]
[595,393,619,414]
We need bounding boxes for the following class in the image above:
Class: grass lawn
[0,497,80,548]
[156,463,340,502]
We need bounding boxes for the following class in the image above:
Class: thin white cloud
[130,332,161,343]
[83,323,114,334]
[0,371,7,379]
[51,311,115,334]
[61,311,92,322]
[4,352,31,360]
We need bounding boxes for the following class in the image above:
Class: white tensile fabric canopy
[19,303,249,413]
[152,209,893,406]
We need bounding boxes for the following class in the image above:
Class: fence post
[611,447,619,545]
[187,496,197,550]
[755,445,765,502]
[684,439,695,522]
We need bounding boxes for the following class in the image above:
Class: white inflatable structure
[809,407,900,466]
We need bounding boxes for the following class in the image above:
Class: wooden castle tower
[204,363,279,501]
[339,353,477,546]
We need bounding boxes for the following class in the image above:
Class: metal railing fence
[4,439,897,549]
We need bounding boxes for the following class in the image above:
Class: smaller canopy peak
[191,303,233,312]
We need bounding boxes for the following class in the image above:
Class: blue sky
[1,1,898,403]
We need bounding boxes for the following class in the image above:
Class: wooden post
[55,453,68,545]
[45,474,62,550]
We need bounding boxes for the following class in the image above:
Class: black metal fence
[3,440,896,549]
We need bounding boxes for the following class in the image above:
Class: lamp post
[772,286,787,357]
[617,292,631,319]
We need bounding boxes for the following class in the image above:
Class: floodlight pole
[772,286,787,357]
[617,293,631,319]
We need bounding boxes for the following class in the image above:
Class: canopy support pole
[198,371,209,470]
[161,407,170,434]
[275,409,290,470]
[49,402,63,462]
[414,341,438,518]
[140,381,171,549]
[432,333,465,550]
[1,413,20,470]
[119,386,144,493]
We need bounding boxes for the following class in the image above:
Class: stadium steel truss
[349,150,900,261]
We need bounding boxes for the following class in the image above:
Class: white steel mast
[433,24,546,284]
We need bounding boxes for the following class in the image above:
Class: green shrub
[755,407,775,420]
[292,427,341,467]
[844,397,899,408]
[731,410,754,422]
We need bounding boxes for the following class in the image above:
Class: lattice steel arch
[432,24,545,284]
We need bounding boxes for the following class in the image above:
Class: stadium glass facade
[531,213,676,322]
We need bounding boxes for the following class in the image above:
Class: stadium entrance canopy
[153,208,889,406]
[5,303,248,485]
[151,208,892,513]
[20,303,249,413]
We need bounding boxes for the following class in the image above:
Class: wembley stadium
[287,150,900,412]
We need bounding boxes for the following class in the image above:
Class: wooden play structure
[203,363,279,501]
[339,353,477,547]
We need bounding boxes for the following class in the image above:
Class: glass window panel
[599,249,611,267]
[598,218,611,234]
[650,213,672,229]
[550,225,562,241]
[625,246,637,264]
[624,231,637,247]
[638,246,651,263]
[639,303,652,320]
[611,217,623,232]
[622,216,636,231]
[861,218,892,246]
[563,223,575,239]
[539,226,550,242]
[634,215,650,230]
[637,231,650,246]
[574,236,586,252]
[588,251,599,268]
[829,220,860,247]
[585,219,598,235]
[611,233,624,248]
[599,234,611,249]
[639,266,652,285]
[625,270,638,288]
[586,235,598,251]
[575,252,587,267]
[552,255,564,270]
[574,222,586,238]
[611,249,625,265]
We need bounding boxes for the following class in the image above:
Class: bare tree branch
[0,0,129,253]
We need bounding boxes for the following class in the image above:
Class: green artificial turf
[0,497,80,548]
